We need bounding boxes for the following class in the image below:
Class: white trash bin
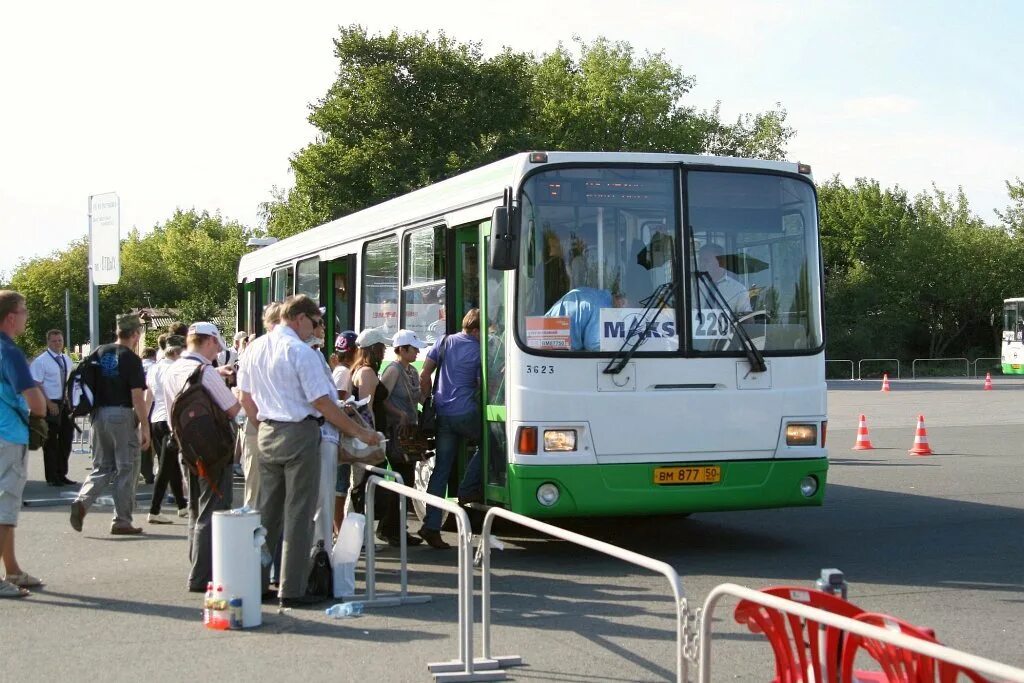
[212,509,265,628]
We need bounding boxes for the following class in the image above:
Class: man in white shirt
[235,302,281,510]
[697,244,752,314]
[143,335,187,524]
[237,294,378,607]
[161,323,240,593]
[29,330,76,487]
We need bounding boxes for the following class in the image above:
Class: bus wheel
[413,459,449,527]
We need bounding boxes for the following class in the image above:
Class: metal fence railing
[973,357,1001,377]
[857,358,900,380]
[912,357,969,379]
[824,359,854,380]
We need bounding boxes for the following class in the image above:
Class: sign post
[88,192,120,346]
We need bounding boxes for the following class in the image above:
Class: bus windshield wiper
[603,282,674,375]
[696,271,767,373]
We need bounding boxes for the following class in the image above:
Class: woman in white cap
[376,329,429,546]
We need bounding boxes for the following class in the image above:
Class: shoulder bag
[418,335,448,437]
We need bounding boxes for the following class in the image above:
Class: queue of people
[0,287,487,605]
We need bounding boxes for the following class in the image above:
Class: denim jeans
[423,411,483,531]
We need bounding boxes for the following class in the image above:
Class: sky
[2,0,1021,277]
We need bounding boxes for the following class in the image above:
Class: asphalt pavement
[3,378,1022,682]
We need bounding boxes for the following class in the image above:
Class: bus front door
[479,223,509,505]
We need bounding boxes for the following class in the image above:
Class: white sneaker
[176,508,189,518]
[147,513,174,525]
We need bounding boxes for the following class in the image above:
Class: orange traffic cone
[983,372,993,391]
[908,414,933,456]
[852,414,874,450]
[880,373,891,392]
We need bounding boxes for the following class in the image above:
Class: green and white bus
[236,151,828,519]
[1002,297,1024,374]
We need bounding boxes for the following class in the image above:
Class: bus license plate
[653,466,721,485]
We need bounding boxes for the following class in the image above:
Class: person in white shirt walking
[29,330,76,487]
[235,303,281,510]
[161,323,240,593]
[143,335,187,523]
[237,294,379,608]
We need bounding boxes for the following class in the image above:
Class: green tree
[263,27,794,238]
[7,209,256,354]
[996,177,1024,235]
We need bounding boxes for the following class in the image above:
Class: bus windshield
[515,166,822,355]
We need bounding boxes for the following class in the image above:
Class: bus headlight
[543,430,577,452]
[799,476,819,498]
[786,424,818,446]
[537,483,560,507]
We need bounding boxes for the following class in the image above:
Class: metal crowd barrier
[973,356,1000,377]
[347,464,431,608]
[475,506,691,683]
[824,359,854,380]
[857,357,900,380]
[363,475,504,682]
[697,583,1024,682]
[912,357,969,379]
[72,416,91,454]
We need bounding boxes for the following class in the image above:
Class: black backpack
[65,350,99,418]
[170,362,235,488]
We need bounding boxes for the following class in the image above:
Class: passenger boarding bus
[236,152,828,519]
[1002,297,1024,374]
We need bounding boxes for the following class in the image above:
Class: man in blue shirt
[0,290,47,598]
[546,287,626,351]
[417,309,483,549]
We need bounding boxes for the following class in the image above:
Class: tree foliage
[262,28,794,238]
[7,209,256,355]
[820,178,1024,364]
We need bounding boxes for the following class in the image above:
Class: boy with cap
[69,314,151,535]
[160,322,241,592]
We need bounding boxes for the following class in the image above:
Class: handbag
[337,406,387,465]
[418,335,448,437]
[306,540,333,597]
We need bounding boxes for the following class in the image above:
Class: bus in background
[1002,297,1024,374]
[237,151,827,519]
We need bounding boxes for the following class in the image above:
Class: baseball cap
[188,322,227,351]
[392,329,428,349]
[334,330,357,353]
[356,327,389,348]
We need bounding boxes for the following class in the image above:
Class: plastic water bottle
[202,582,214,625]
[325,602,364,618]
[228,597,243,629]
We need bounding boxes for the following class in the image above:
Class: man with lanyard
[29,329,77,487]
[0,290,47,597]
[69,315,151,536]
[237,294,379,607]
[161,322,241,592]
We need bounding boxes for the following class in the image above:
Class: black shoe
[457,491,484,506]
[416,527,452,550]
[279,594,327,609]
[59,478,80,487]
[47,481,62,487]
[376,531,423,548]
[187,585,207,594]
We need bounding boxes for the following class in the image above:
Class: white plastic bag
[331,512,365,598]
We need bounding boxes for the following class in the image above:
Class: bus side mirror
[490,206,519,270]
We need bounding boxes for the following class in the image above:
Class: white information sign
[598,308,679,352]
[89,192,120,285]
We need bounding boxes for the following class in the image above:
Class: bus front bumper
[505,458,828,518]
